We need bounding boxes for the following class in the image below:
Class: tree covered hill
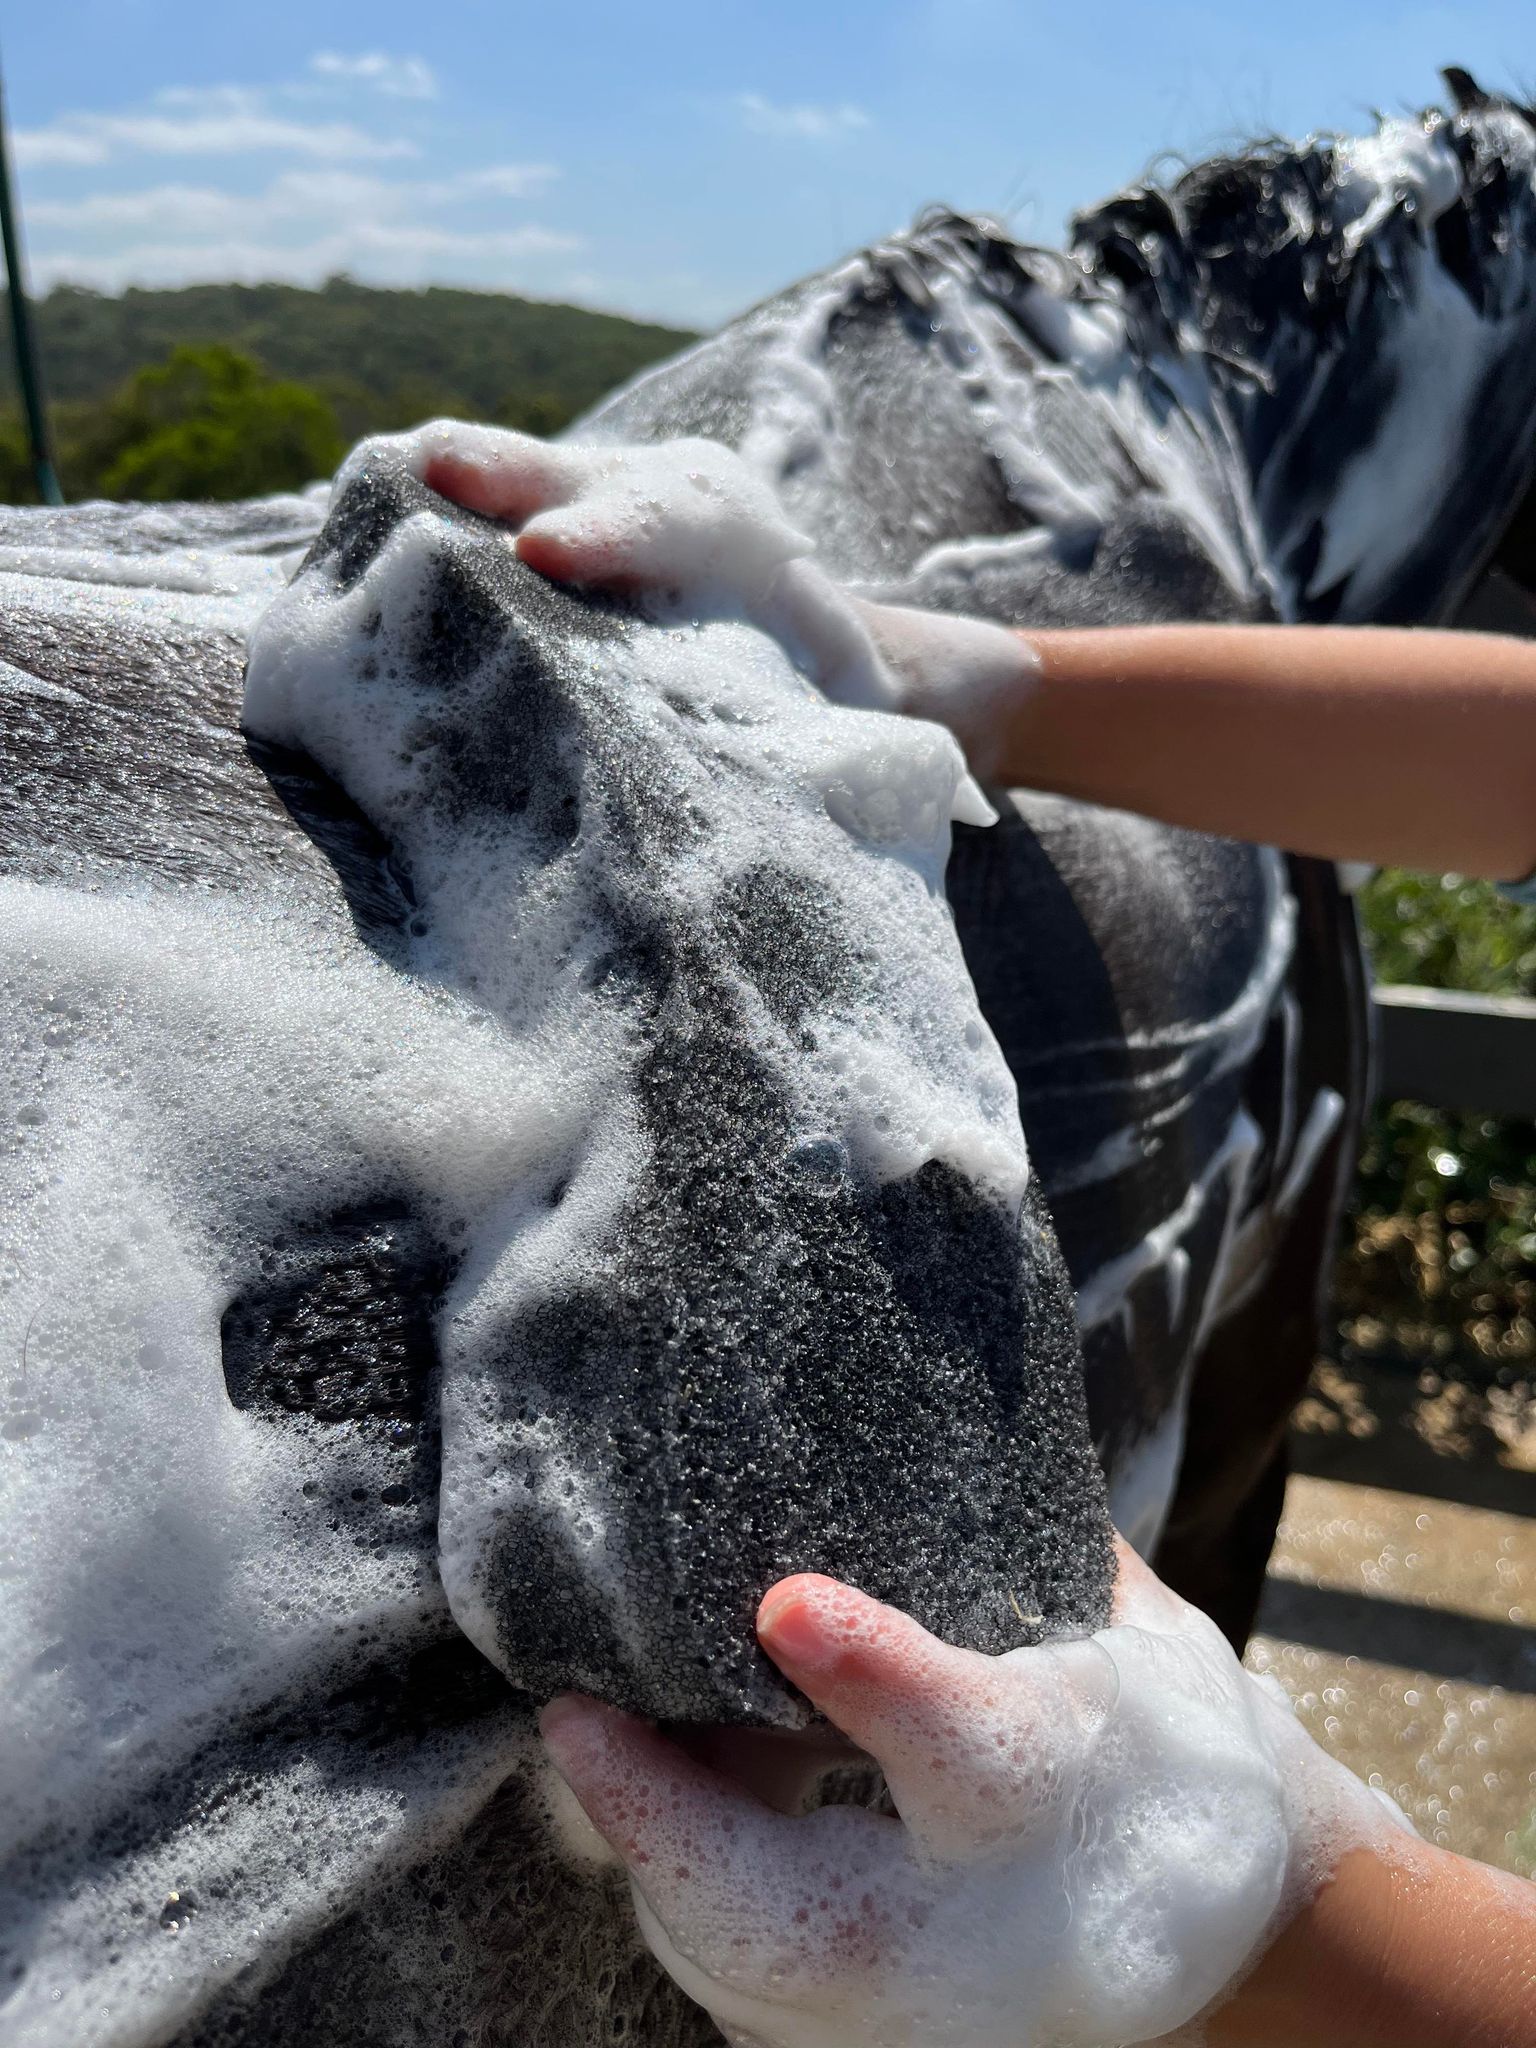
[2,277,696,427]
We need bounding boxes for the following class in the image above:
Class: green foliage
[71,345,344,502]
[0,409,33,501]
[0,276,693,489]
[1344,868,1536,1370]
[496,389,579,437]
[0,276,692,504]
[1357,867,1536,996]
[1340,1102,1536,1368]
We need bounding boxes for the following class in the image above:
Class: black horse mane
[845,66,1536,359]
[1078,70,1535,332]
[846,70,1536,614]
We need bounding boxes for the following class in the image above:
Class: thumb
[756,1576,1109,1861]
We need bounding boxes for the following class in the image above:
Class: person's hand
[361,419,1536,880]
[539,1544,1399,2048]
[369,419,892,709]
[371,420,1034,782]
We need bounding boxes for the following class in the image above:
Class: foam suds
[249,423,1025,1208]
[380,417,997,821]
[547,1564,1409,2048]
[4,414,1112,2039]
[0,876,555,2041]
[8,78,1535,2048]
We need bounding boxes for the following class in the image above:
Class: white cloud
[455,163,561,198]
[152,84,267,115]
[28,184,255,234]
[29,223,582,294]
[356,223,578,260]
[16,64,573,300]
[309,51,438,100]
[13,106,416,167]
[733,92,871,141]
[12,128,105,168]
[28,164,563,237]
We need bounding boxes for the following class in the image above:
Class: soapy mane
[1072,73,1536,614]
[5,70,1535,2048]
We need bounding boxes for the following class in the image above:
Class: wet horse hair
[2,70,1535,2048]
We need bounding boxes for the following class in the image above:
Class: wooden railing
[1373,985,1536,1117]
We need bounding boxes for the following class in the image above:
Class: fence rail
[1374,984,1536,1118]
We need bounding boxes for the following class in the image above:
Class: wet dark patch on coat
[714,861,863,1028]
[221,1200,451,1434]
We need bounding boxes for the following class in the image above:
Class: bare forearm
[1208,1838,1536,2047]
[933,623,1536,881]
[409,428,1536,880]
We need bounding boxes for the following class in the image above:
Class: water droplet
[783,1135,849,1190]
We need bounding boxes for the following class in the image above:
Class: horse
[2,70,1534,2048]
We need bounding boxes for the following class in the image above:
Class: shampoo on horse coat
[3,74,1535,2047]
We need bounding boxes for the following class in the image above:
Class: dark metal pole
[0,58,61,505]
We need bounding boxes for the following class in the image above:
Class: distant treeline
[0,277,696,503]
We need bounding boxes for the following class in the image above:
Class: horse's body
[3,76,1535,2048]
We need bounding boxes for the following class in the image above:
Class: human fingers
[514,510,649,589]
[515,448,812,604]
[670,1723,861,1817]
[1108,1532,1202,1632]
[540,1694,903,2009]
[755,1576,1103,1859]
[539,1692,776,1872]
[415,423,583,525]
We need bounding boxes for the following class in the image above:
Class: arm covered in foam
[542,1550,1536,2048]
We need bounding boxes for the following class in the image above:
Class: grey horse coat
[3,75,1536,2048]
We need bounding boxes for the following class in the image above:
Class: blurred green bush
[0,341,583,504]
[1344,871,1536,1371]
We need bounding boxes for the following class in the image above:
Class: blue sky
[4,3,1531,329]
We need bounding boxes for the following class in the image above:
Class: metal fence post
[0,56,62,506]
